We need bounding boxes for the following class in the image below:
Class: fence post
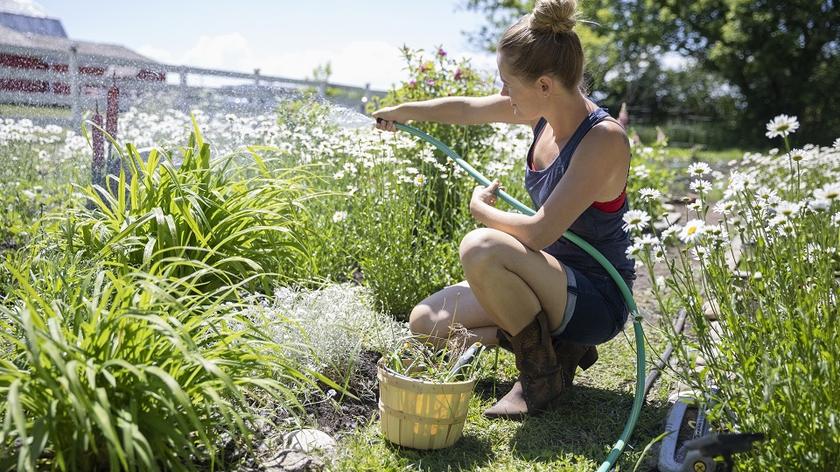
[360,82,370,113]
[254,68,261,86]
[179,66,189,113]
[318,79,327,98]
[68,45,81,128]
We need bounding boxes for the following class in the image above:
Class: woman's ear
[537,76,553,96]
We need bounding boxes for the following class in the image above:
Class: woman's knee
[408,303,437,336]
[459,228,507,269]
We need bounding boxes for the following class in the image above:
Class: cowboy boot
[555,340,598,386]
[496,329,598,377]
[485,331,598,419]
[483,311,565,419]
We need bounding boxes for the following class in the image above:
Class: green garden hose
[393,122,646,472]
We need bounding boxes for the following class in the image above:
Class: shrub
[241,283,409,399]
[61,122,317,293]
[368,45,498,239]
[0,266,321,471]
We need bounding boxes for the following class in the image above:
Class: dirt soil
[304,350,382,436]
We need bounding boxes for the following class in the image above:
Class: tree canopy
[463,0,840,145]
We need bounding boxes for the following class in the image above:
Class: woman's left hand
[470,180,502,215]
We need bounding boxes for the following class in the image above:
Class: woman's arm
[470,122,630,251]
[373,94,535,129]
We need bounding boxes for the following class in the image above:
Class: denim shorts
[550,264,632,345]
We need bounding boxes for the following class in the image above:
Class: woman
[373,0,635,420]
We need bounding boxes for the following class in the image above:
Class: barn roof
[0,24,156,64]
[0,11,65,37]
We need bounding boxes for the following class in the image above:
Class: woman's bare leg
[458,228,569,336]
[409,281,500,349]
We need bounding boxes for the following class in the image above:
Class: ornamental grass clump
[61,121,317,293]
[0,266,321,472]
[630,116,839,470]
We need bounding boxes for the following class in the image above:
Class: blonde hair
[497,0,584,90]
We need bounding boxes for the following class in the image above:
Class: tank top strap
[560,107,611,161]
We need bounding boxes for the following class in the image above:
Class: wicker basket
[377,358,476,449]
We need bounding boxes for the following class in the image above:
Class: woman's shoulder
[580,118,629,160]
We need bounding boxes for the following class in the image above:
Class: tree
[462,0,840,145]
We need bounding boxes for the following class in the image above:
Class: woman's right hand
[372,105,410,132]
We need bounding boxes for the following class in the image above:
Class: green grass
[664,147,747,164]
[0,104,71,119]
[331,320,675,471]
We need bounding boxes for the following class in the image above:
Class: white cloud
[139,33,497,91]
[135,45,176,64]
[181,33,256,72]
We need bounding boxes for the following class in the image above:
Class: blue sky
[27,0,496,89]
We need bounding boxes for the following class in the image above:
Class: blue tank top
[524,107,636,286]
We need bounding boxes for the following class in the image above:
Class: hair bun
[530,0,577,34]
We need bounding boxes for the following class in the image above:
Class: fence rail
[0,43,386,127]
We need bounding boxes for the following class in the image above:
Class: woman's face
[497,53,543,120]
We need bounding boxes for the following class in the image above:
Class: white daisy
[755,187,782,206]
[688,162,712,177]
[413,174,427,187]
[332,211,348,223]
[765,114,800,139]
[767,214,790,231]
[713,200,736,215]
[785,148,808,163]
[679,219,706,243]
[687,201,703,212]
[814,183,840,202]
[774,201,802,218]
[724,171,751,199]
[690,246,709,262]
[625,243,642,257]
[636,234,659,248]
[808,199,830,212]
[638,187,662,203]
[622,209,651,233]
[690,179,712,194]
[632,165,650,179]
[661,224,682,243]
[833,138,840,150]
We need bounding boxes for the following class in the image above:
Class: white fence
[0,43,386,126]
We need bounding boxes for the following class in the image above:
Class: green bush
[368,45,497,239]
[302,138,466,318]
[268,47,506,316]
[0,266,320,471]
[61,123,316,293]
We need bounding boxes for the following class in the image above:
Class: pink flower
[454,68,462,81]
[437,47,447,57]
[408,79,417,88]
[425,79,435,86]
